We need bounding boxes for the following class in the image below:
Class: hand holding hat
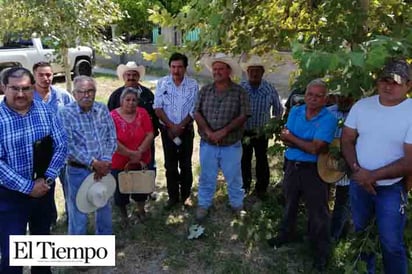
[76,173,116,213]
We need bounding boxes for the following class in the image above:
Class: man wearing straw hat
[342,59,412,274]
[194,53,250,221]
[108,61,159,137]
[59,75,117,236]
[240,56,283,199]
[267,79,337,271]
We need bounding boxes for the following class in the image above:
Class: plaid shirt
[195,82,251,145]
[34,85,75,114]
[59,102,117,166]
[240,79,283,130]
[0,100,67,194]
[154,75,199,124]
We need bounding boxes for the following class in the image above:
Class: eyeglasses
[6,85,33,93]
[75,89,96,95]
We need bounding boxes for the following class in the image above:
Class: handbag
[118,162,155,194]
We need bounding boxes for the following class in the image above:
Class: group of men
[0,53,410,274]
[269,59,412,273]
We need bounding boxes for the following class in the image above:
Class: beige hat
[202,53,242,78]
[116,61,146,81]
[317,138,346,183]
[240,55,267,72]
[76,173,116,213]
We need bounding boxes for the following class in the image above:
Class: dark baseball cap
[379,59,411,84]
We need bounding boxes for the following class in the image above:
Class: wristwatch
[45,177,54,186]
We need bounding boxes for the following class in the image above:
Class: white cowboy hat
[76,173,116,213]
[116,61,146,81]
[202,53,242,79]
[240,55,267,72]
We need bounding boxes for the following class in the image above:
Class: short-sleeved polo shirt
[285,105,337,162]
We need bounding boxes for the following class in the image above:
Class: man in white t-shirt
[342,59,412,274]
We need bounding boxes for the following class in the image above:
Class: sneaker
[183,197,193,208]
[195,207,208,222]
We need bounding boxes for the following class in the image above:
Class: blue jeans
[198,140,244,209]
[66,166,113,235]
[350,181,407,274]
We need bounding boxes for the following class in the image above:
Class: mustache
[127,79,137,82]
[80,98,93,104]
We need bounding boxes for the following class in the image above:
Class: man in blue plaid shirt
[59,76,117,236]
[0,67,67,274]
[240,56,283,198]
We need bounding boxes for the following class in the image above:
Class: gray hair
[72,75,96,92]
[306,78,328,94]
[120,87,140,102]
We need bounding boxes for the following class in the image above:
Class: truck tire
[74,59,92,77]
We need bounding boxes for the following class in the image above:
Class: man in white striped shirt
[240,56,283,198]
[154,53,199,209]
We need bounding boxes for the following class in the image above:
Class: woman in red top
[111,87,154,225]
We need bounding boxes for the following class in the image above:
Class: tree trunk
[62,47,72,92]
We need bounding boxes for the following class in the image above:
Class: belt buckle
[294,161,301,168]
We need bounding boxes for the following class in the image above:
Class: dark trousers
[111,169,148,206]
[27,183,55,274]
[160,125,194,202]
[0,210,27,274]
[241,131,270,193]
[331,185,350,241]
[279,160,330,258]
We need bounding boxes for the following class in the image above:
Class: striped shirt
[34,85,75,114]
[195,82,251,145]
[59,102,117,166]
[0,100,67,194]
[153,75,199,124]
[240,79,283,130]
[327,104,350,186]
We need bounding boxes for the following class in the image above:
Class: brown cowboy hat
[317,138,346,183]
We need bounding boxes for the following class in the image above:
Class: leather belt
[288,160,317,168]
[67,160,90,170]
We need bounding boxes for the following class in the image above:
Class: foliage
[149,0,412,96]
[0,0,132,91]
[113,0,154,41]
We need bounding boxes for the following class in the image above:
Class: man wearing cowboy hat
[194,53,250,221]
[268,79,337,271]
[59,75,117,236]
[108,61,159,137]
[342,59,412,274]
[240,56,283,198]
[154,52,199,209]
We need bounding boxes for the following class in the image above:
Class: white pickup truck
[0,37,94,76]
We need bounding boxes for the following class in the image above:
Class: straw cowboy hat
[116,61,146,81]
[240,55,268,72]
[76,173,116,213]
[317,138,346,183]
[202,53,242,78]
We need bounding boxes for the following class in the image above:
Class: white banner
[9,235,115,266]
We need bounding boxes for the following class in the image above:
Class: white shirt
[153,75,199,124]
[345,95,412,186]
